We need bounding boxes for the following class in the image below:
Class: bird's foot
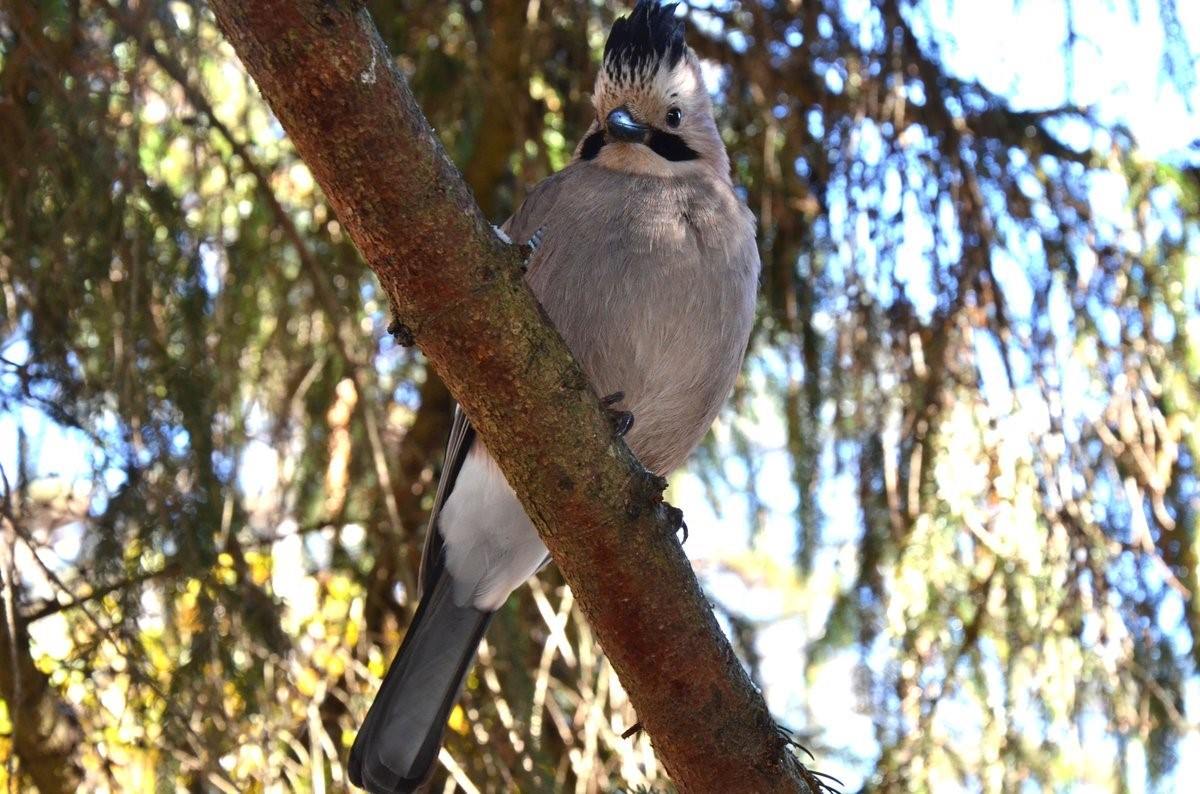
[774,723,843,792]
[601,391,634,438]
[387,317,415,347]
[665,503,688,544]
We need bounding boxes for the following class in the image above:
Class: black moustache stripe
[647,130,699,162]
[579,128,700,163]
[580,129,606,160]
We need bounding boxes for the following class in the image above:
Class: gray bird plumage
[350,2,759,790]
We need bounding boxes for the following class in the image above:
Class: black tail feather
[349,567,491,793]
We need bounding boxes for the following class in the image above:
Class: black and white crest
[603,1,687,87]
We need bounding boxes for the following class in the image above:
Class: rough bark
[206,3,812,792]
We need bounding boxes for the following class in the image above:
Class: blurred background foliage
[0,0,1198,792]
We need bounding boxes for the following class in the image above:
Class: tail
[349,565,492,793]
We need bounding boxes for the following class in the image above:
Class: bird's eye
[665,107,683,128]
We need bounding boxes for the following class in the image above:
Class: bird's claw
[601,391,634,438]
[609,409,634,438]
[387,317,415,347]
[665,503,688,543]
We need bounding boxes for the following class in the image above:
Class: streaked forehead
[594,57,698,110]
[592,62,700,124]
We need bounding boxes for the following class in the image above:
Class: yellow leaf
[447,704,468,736]
[246,551,271,586]
[296,667,319,697]
[328,574,352,602]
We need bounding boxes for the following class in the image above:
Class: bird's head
[578,1,727,179]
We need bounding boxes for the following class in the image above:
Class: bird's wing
[501,167,574,266]
[416,403,475,598]
[417,171,573,597]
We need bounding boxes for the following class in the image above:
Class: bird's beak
[606,107,649,143]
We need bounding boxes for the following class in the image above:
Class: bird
[349,2,760,790]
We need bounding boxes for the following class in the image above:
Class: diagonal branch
[205,2,813,791]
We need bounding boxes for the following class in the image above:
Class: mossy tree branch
[206,3,812,791]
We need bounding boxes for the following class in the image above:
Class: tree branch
[205,2,811,791]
